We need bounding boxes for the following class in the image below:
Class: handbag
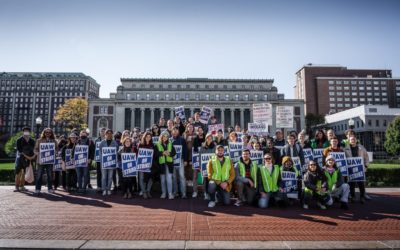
[25,163,34,184]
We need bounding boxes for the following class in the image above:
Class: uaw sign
[229,142,243,164]
[174,106,186,123]
[248,122,268,136]
[121,153,137,177]
[136,148,153,172]
[39,143,56,165]
[329,152,348,177]
[74,145,89,168]
[346,157,366,182]
[101,147,117,169]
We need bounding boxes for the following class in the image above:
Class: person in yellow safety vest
[324,155,350,210]
[155,132,176,200]
[206,145,235,208]
[303,160,329,209]
[257,153,280,208]
[277,156,301,207]
[234,149,258,206]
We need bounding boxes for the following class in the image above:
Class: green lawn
[0,162,15,170]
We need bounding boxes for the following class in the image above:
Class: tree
[54,97,88,131]
[305,113,326,131]
[384,116,400,157]
[5,132,35,157]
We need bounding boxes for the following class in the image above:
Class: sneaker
[107,190,112,196]
[102,190,107,196]
[20,187,28,192]
[317,202,326,210]
[204,193,210,200]
[143,192,148,199]
[234,200,242,207]
[48,189,55,194]
[303,204,309,209]
[123,193,128,199]
[208,201,216,208]
[139,191,143,196]
[364,194,372,200]
[14,187,20,192]
[340,202,349,210]
[127,192,132,199]
[192,192,198,198]
[160,193,167,199]
[168,193,174,200]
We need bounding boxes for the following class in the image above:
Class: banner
[136,148,153,172]
[346,157,366,182]
[39,143,56,165]
[208,123,224,136]
[248,122,269,136]
[291,156,302,173]
[252,103,272,125]
[224,146,230,157]
[53,157,63,171]
[200,153,214,178]
[174,106,186,123]
[95,142,101,162]
[101,147,117,169]
[329,152,348,176]
[199,106,212,124]
[192,148,200,170]
[74,145,89,168]
[250,150,263,165]
[236,132,243,142]
[276,106,294,128]
[173,145,182,168]
[229,142,243,163]
[65,149,74,169]
[303,148,314,165]
[313,148,324,167]
[152,136,159,144]
[281,171,298,193]
[121,153,137,177]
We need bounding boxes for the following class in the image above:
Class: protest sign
[152,136,159,144]
[329,152,348,176]
[248,122,269,136]
[173,145,182,168]
[224,146,230,157]
[313,148,324,167]
[101,147,117,169]
[199,106,212,124]
[174,106,186,123]
[250,150,263,165]
[281,171,298,193]
[229,142,243,163]
[65,149,74,169]
[302,148,313,172]
[53,157,63,171]
[136,148,153,172]
[200,153,214,178]
[291,156,302,173]
[276,106,294,128]
[208,123,224,136]
[252,103,272,124]
[95,142,101,162]
[39,143,56,165]
[121,153,137,177]
[192,148,200,170]
[74,145,89,168]
[346,157,366,182]
[236,132,243,142]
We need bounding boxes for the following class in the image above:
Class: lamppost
[85,128,91,138]
[35,116,42,139]
[348,118,355,130]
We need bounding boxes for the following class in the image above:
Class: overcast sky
[1,0,399,98]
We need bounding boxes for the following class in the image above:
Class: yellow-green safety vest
[211,156,232,182]
[324,169,338,191]
[156,142,173,164]
[259,165,280,193]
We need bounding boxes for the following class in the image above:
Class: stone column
[170,109,174,120]
[140,108,145,131]
[190,108,194,117]
[240,108,244,129]
[131,108,135,129]
[230,108,235,127]
[221,108,225,127]
[160,108,165,118]
[150,108,155,126]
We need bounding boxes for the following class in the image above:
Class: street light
[348,118,355,130]
[35,116,42,139]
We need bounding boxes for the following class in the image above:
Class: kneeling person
[303,161,329,209]
[207,145,235,208]
[234,149,258,206]
[257,153,280,208]
[277,156,301,206]
[324,155,350,210]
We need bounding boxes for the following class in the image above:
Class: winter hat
[281,156,293,165]
[325,155,335,163]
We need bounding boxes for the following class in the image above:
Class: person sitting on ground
[303,160,328,210]
[278,156,301,206]
[234,149,258,206]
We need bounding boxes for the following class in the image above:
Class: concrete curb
[1,239,400,249]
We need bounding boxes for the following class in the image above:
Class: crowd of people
[14,112,371,210]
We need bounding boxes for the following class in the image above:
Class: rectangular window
[352,92,357,96]
[185,94,189,101]
[175,93,180,100]
[244,94,249,101]
[329,92,335,96]
[155,94,160,100]
[337,98,343,101]
[235,94,240,101]
[225,94,230,100]
[216,94,220,101]
[205,94,210,100]
[329,86,335,90]
[254,94,258,101]
[166,94,170,100]
[337,92,342,96]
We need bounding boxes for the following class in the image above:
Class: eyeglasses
[309,163,316,166]
[264,157,272,160]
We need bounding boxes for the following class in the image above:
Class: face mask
[80,136,87,140]
[23,132,30,136]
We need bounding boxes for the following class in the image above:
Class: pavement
[0,186,399,249]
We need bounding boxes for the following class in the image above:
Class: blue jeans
[101,168,114,191]
[172,161,186,196]
[160,165,173,195]
[139,172,153,193]
[76,167,89,190]
[35,164,53,191]
[208,181,231,205]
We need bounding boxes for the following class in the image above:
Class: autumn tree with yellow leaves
[54,97,88,131]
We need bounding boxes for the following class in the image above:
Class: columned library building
[88,78,304,137]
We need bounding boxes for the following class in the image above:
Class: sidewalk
[0,186,399,249]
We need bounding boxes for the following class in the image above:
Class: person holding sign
[344,136,370,203]
[324,155,350,210]
[118,137,137,199]
[280,134,305,169]
[234,149,258,206]
[207,145,235,208]
[323,136,343,165]
[278,156,301,206]
[303,161,329,210]
[94,127,106,192]
[61,133,78,192]
[99,129,119,196]
[33,128,58,195]
[257,153,280,208]
[75,130,95,194]
[195,132,216,200]
[155,132,176,199]
[138,132,155,199]
[171,127,188,199]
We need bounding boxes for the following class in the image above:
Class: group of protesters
[14,112,371,210]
